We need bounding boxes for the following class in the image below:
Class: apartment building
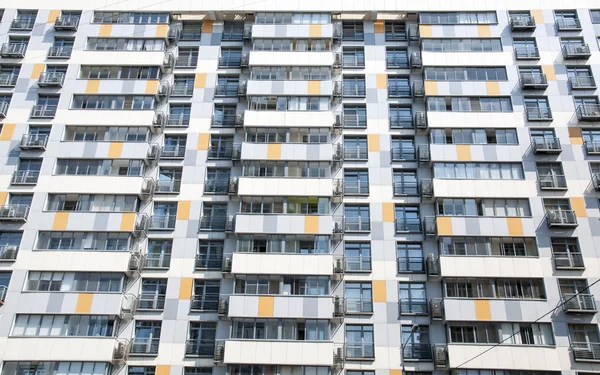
[0,1,598,375]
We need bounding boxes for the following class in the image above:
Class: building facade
[0,1,598,375]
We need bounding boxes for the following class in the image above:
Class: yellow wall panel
[376,74,387,89]
[436,216,452,235]
[197,133,209,150]
[419,25,432,37]
[424,81,438,95]
[0,124,16,141]
[202,20,213,33]
[86,80,100,93]
[120,212,136,231]
[145,80,159,94]
[179,278,193,299]
[31,64,45,79]
[456,145,471,161]
[308,80,320,95]
[258,296,275,317]
[531,10,544,24]
[507,218,523,236]
[477,25,491,37]
[99,24,112,36]
[374,20,385,33]
[156,366,170,375]
[486,81,500,95]
[53,212,69,230]
[474,300,491,320]
[75,293,94,313]
[571,197,587,218]
[542,65,556,80]
[194,73,206,89]
[309,24,322,37]
[156,24,169,37]
[304,216,319,234]
[373,280,386,302]
[569,127,583,145]
[267,143,281,159]
[0,192,7,205]
[177,200,191,220]
[47,10,60,23]
[108,142,123,158]
[382,203,395,223]
[367,134,380,152]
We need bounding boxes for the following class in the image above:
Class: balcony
[510,16,536,31]
[143,254,171,269]
[562,44,591,59]
[386,55,408,69]
[545,210,578,228]
[585,141,600,155]
[562,293,597,313]
[0,102,8,117]
[344,256,372,272]
[569,76,596,90]
[31,105,57,118]
[344,298,373,314]
[228,294,335,319]
[129,338,159,356]
[342,114,367,128]
[393,181,418,196]
[190,294,219,311]
[526,107,553,121]
[212,113,244,128]
[0,204,29,221]
[161,146,185,159]
[538,175,567,190]
[403,344,433,361]
[38,72,65,87]
[397,257,425,274]
[519,73,548,90]
[556,18,582,31]
[0,245,19,261]
[185,339,216,357]
[576,104,600,121]
[0,43,27,58]
[150,215,176,230]
[195,253,225,270]
[344,217,370,232]
[0,73,18,87]
[138,293,166,311]
[399,299,428,315]
[223,340,335,365]
[204,179,231,194]
[514,47,540,60]
[343,181,369,195]
[47,46,72,59]
[199,215,230,231]
[156,180,180,194]
[166,113,190,128]
[343,146,368,161]
[572,342,600,362]
[395,218,422,233]
[389,115,413,129]
[391,148,416,162]
[345,343,375,360]
[531,138,561,153]
[54,16,80,31]
[171,84,194,97]
[388,85,411,98]
[553,252,585,270]
[20,134,48,150]
[215,83,241,97]
[11,170,39,185]
[11,19,35,30]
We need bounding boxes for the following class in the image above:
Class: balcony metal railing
[11,18,35,30]
[389,115,413,129]
[143,254,171,269]
[204,180,230,194]
[342,56,366,68]
[161,146,186,159]
[185,339,216,357]
[171,84,194,96]
[344,256,372,272]
[20,134,49,149]
[194,254,224,269]
[175,56,198,68]
[576,104,600,121]
[585,141,600,155]
[531,138,561,153]
[31,105,57,118]
[212,114,243,127]
[0,43,27,58]
[343,181,369,195]
[0,204,30,221]
[553,252,585,270]
[11,170,39,185]
[129,338,159,355]
[526,107,553,121]
[342,84,366,97]
[545,210,578,227]
[342,114,367,128]
[509,16,536,30]
[519,73,548,89]
[190,294,220,311]
[391,148,416,161]
[217,57,242,69]
[395,218,422,233]
[0,245,19,260]
[38,72,65,86]
[386,56,409,69]
[562,44,591,59]
[397,257,425,273]
[0,102,8,117]
[388,85,411,98]
[345,298,373,314]
[0,73,18,87]
[556,18,582,30]
[207,146,233,159]
[199,215,228,231]
[343,146,368,160]
[572,342,600,361]
[54,16,80,30]
[156,180,181,193]
[399,300,428,315]
[138,293,166,310]
[538,175,567,190]
[345,343,375,359]
[562,293,597,312]
[393,181,418,196]
[344,217,370,232]
[215,84,240,97]
[150,215,176,230]
[569,76,596,89]
[47,46,72,58]
[403,344,433,360]
[514,47,540,60]
[594,173,600,190]
[166,113,190,127]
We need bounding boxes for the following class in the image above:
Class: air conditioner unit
[113,342,128,361]
[334,258,344,274]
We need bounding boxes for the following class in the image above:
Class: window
[342,47,365,68]
[205,168,230,194]
[344,242,371,271]
[168,104,191,127]
[184,368,212,375]
[395,206,421,232]
[26,272,123,292]
[437,198,531,217]
[146,239,172,268]
[64,126,149,142]
[92,12,168,24]
[1,362,109,375]
[342,21,364,41]
[131,321,161,354]
[388,76,411,97]
[187,322,216,356]
[162,135,187,159]
[192,280,220,310]
[176,48,199,68]
[424,67,507,81]
[12,10,37,30]
[222,21,244,40]
[343,105,367,128]
[537,163,567,189]
[344,170,369,195]
[343,76,366,97]
[420,12,497,24]
[385,22,406,41]
[12,314,116,337]
[399,283,427,314]
[235,275,276,294]
[389,106,412,129]
[140,279,167,310]
[345,325,374,358]
[344,205,370,232]
[129,367,155,375]
[439,236,538,257]
[592,10,600,23]
[157,167,182,193]
[393,170,418,195]
[402,325,430,360]
[255,13,330,24]
[86,38,164,51]
[46,194,138,212]
[391,137,416,160]
[0,65,20,86]
[422,38,502,52]
[151,202,178,229]
[196,241,224,269]
[55,159,145,176]
[449,322,554,345]
[430,128,517,144]
[397,243,424,273]
[281,276,329,295]
[253,39,330,51]
[180,22,202,40]
[219,47,242,68]
[72,95,154,110]
[33,95,59,117]
[386,48,408,68]
[248,97,330,111]
[445,278,545,299]
[427,97,512,112]
[344,137,368,160]
[251,66,331,80]
[433,163,524,180]
[215,76,239,97]
[49,38,74,58]
[345,282,373,313]
[0,232,23,256]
